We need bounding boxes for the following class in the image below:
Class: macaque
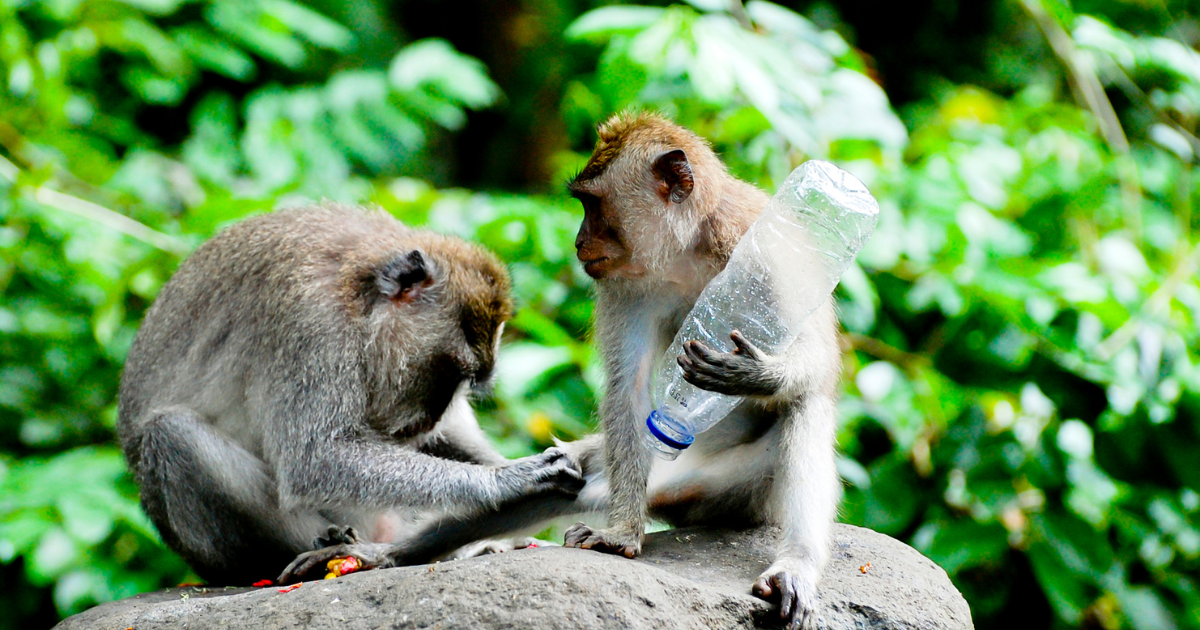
[118,205,583,585]
[563,113,842,629]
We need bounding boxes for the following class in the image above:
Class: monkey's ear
[653,149,694,204]
[377,250,431,303]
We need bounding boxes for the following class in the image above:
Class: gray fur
[118,205,583,585]
[562,113,844,630]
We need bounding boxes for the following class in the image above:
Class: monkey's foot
[563,522,640,559]
[312,525,360,549]
[752,559,820,630]
[276,542,395,585]
[446,536,551,561]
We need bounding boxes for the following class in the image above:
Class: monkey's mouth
[581,257,612,278]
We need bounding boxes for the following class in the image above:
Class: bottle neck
[643,409,693,460]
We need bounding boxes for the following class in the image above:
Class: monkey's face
[358,240,512,434]
[570,147,696,282]
[571,188,637,280]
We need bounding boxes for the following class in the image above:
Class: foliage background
[1,0,1198,628]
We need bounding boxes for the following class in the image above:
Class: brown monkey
[562,113,842,629]
[118,205,583,586]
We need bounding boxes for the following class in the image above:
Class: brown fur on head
[568,112,765,284]
[325,206,513,435]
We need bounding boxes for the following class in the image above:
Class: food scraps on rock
[277,583,303,593]
[324,556,361,580]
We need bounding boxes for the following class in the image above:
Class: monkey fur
[562,113,843,630]
[118,205,583,585]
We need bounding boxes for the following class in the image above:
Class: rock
[54,524,972,630]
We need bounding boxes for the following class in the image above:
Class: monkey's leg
[134,409,328,585]
[751,396,839,630]
[564,311,658,559]
[645,430,777,528]
[674,318,841,630]
[277,439,599,583]
[277,480,597,583]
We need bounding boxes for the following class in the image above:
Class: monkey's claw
[752,564,819,630]
[563,522,640,559]
[277,542,393,585]
[677,331,780,397]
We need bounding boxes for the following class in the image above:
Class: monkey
[117,204,584,586]
[561,112,843,630]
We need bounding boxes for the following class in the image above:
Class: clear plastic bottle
[643,160,880,460]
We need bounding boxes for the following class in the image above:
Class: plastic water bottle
[642,160,879,460]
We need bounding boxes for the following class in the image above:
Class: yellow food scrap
[324,556,361,579]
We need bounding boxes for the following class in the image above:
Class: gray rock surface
[54,524,972,630]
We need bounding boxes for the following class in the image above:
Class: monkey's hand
[497,446,585,499]
[752,558,820,630]
[563,522,641,559]
[677,331,782,397]
[276,542,396,585]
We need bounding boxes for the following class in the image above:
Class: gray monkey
[118,205,583,585]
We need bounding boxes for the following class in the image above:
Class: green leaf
[858,454,921,534]
[924,519,1009,574]
[173,27,256,80]
[114,0,187,15]
[28,527,77,583]
[1028,543,1089,625]
[566,6,666,41]
[260,0,353,51]
[389,39,500,116]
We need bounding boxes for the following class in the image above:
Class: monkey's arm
[564,308,657,558]
[274,430,580,514]
[279,438,607,584]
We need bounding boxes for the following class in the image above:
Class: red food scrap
[324,556,361,579]
[252,579,274,588]
[277,583,302,593]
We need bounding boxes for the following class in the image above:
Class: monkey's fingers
[313,525,360,549]
[778,574,796,619]
[680,345,728,377]
[729,331,766,360]
[563,521,594,548]
[277,546,348,584]
[753,570,815,630]
[683,340,718,364]
[532,448,585,494]
[684,340,756,374]
[563,523,638,558]
[752,575,775,599]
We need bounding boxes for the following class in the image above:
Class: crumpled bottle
[643,160,880,460]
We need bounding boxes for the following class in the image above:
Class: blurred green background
[1,0,1198,628]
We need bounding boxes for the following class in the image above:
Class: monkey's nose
[575,245,608,263]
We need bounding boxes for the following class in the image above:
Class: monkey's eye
[377,250,432,303]
[571,191,601,212]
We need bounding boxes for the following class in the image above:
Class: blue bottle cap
[645,410,694,451]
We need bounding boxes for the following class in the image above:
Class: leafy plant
[1,0,1197,629]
